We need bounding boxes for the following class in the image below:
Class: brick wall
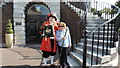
[2,2,13,43]
[60,2,84,44]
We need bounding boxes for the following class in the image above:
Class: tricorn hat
[46,13,57,21]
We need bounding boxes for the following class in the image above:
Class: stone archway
[25,2,51,44]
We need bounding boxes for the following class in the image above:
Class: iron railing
[84,0,120,67]
[64,0,120,67]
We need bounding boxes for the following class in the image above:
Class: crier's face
[49,17,55,23]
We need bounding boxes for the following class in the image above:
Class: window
[27,4,50,15]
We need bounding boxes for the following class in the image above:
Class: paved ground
[0,46,42,66]
[0,45,59,66]
[0,44,120,67]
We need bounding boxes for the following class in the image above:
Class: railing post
[83,30,87,68]
[102,25,105,56]
[110,22,113,48]
[96,28,100,64]
[106,23,109,55]
[91,33,94,65]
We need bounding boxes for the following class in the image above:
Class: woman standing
[56,22,72,68]
[40,13,58,66]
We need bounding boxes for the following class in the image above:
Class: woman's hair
[58,22,66,28]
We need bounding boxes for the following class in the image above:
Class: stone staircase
[65,2,85,17]
[64,2,118,67]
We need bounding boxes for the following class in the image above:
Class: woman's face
[59,24,65,30]
[49,17,55,23]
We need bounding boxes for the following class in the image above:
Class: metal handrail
[87,4,120,36]
[76,11,87,27]
[83,0,120,66]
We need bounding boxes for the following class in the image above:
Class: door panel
[26,15,47,43]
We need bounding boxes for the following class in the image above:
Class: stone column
[13,1,28,45]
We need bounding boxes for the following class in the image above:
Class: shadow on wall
[60,2,84,44]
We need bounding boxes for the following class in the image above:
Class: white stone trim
[13,13,25,18]
[13,5,25,10]
[14,17,25,22]
[15,35,26,40]
[15,39,26,45]
[14,9,24,14]
[14,30,25,35]
[14,26,25,30]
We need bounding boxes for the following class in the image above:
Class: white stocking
[51,56,54,64]
[43,58,47,65]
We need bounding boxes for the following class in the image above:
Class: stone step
[87,35,114,41]
[67,56,80,66]
[87,14,99,17]
[65,2,85,17]
[77,42,118,55]
[87,17,108,21]
[87,20,106,24]
[86,26,114,31]
[74,46,111,64]
[76,43,111,55]
[86,30,115,35]
[81,39,112,46]
[87,24,102,28]
[66,3,86,17]
[69,52,97,66]
[86,24,108,28]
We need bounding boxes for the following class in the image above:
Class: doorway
[25,3,50,44]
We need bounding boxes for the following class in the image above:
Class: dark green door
[26,15,47,43]
[25,3,50,44]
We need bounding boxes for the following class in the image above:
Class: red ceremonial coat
[40,21,58,52]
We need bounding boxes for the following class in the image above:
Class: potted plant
[97,11,102,17]
[5,19,13,48]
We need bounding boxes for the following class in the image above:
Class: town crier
[39,13,58,66]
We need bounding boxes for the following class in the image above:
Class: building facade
[0,0,60,46]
